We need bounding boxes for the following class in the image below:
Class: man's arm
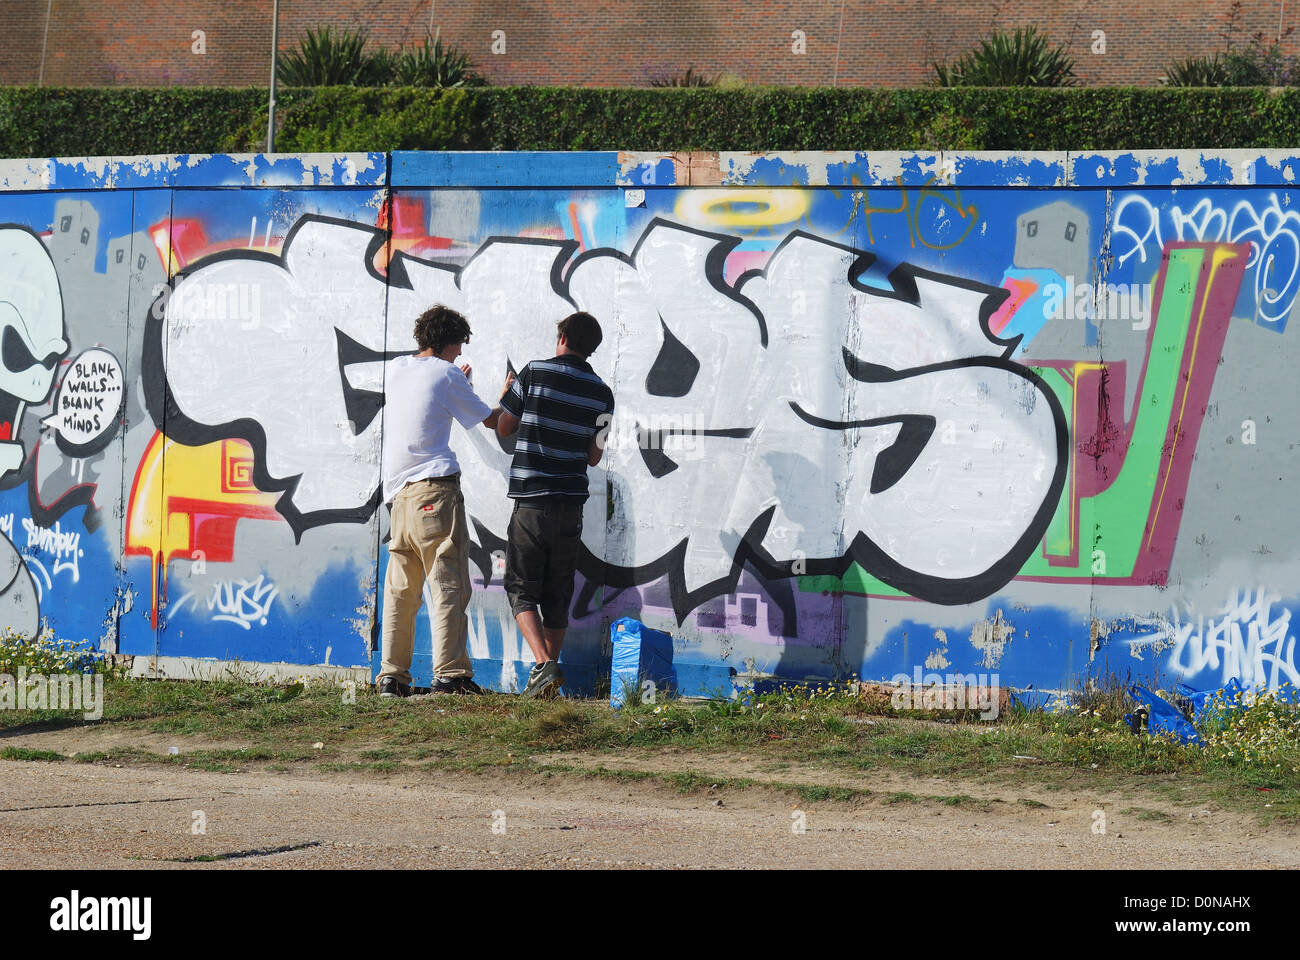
[458,366,513,431]
[496,409,520,438]
[484,372,516,430]
[496,367,524,439]
[588,399,614,467]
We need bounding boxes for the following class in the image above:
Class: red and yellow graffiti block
[125,430,281,626]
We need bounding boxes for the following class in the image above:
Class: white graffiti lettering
[20,517,80,583]
[1113,193,1300,326]
[156,217,1066,615]
[158,219,392,526]
[1135,586,1299,692]
[206,575,279,630]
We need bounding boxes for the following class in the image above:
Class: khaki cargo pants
[378,475,474,686]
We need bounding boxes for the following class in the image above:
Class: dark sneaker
[432,676,484,695]
[521,663,542,693]
[378,677,411,699]
[521,660,564,699]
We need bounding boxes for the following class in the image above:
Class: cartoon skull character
[0,228,68,476]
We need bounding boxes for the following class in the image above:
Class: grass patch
[316,760,405,774]
[1,674,1296,821]
[883,791,920,805]
[0,746,65,762]
[70,746,156,765]
[793,784,859,803]
[664,771,751,794]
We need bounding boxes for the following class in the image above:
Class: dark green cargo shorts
[504,497,585,629]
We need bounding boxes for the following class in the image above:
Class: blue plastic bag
[1127,684,1201,744]
[1181,678,1247,724]
[1190,677,1300,707]
[609,617,676,709]
[1009,687,1076,714]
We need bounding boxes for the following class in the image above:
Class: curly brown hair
[414,304,471,354]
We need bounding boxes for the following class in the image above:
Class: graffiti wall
[1,149,1297,696]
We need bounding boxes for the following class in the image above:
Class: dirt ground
[2,727,1297,868]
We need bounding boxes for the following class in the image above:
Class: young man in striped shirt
[496,312,615,698]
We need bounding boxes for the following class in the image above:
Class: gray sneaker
[521,660,564,699]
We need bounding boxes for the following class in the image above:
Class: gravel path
[2,757,1296,869]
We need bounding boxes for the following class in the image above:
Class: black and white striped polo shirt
[500,354,615,500]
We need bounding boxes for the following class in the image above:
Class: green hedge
[3,85,1300,157]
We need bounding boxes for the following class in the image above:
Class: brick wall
[2,0,1295,88]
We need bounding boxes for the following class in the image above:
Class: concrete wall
[2,0,1290,88]
[0,148,1297,696]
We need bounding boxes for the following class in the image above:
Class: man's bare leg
[515,610,548,663]
[516,610,567,663]
[543,627,565,661]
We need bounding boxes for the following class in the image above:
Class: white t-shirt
[381,355,491,503]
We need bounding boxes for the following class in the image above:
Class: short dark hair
[558,311,602,357]
[414,305,471,354]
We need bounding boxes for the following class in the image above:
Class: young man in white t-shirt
[377,305,513,698]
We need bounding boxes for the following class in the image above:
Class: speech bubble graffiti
[42,347,124,456]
